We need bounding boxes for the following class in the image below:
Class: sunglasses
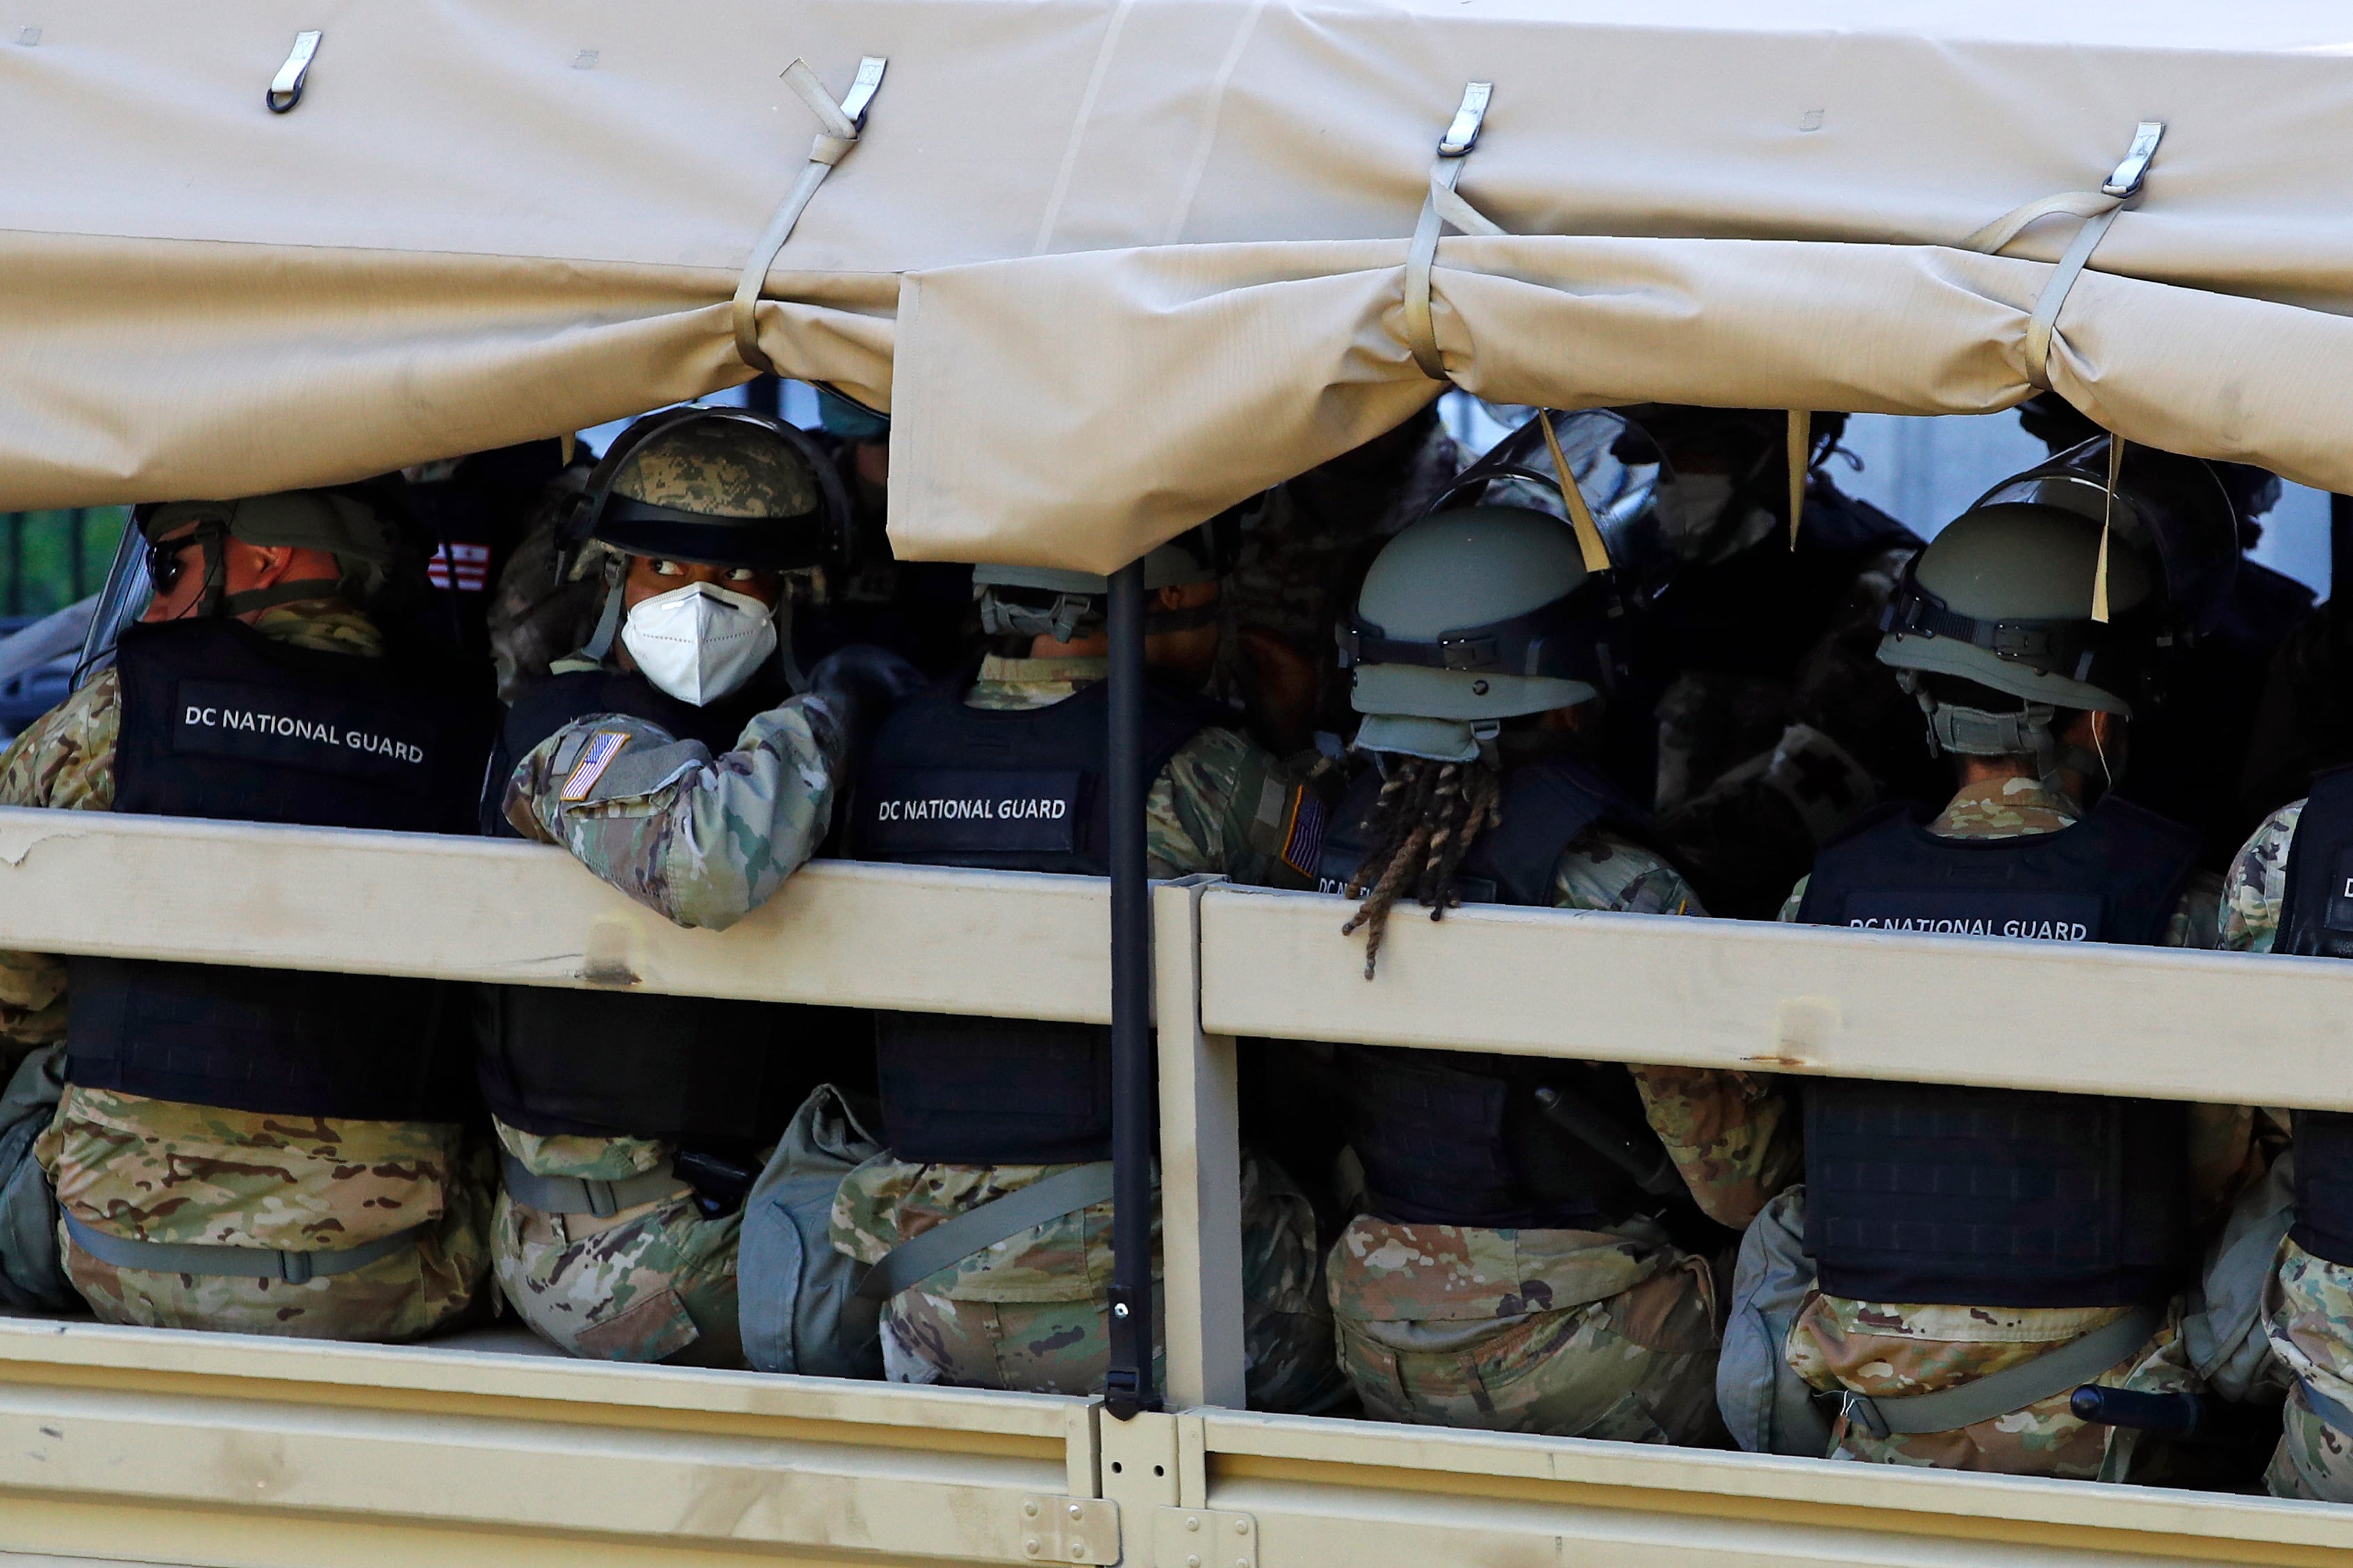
[145,536,200,597]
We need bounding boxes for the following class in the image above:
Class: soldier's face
[623,555,784,613]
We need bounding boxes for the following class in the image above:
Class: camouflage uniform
[502,695,840,932]
[492,657,849,1365]
[1773,775,2249,1476]
[831,654,1340,1407]
[1327,829,1798,1441]
[2220,800,2353,1500]
[0,604,496,1339]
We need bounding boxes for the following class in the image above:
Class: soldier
[2217,702,2353,1501]
[486,406,920,1365]
[0,484,500,1339]
[1215,404,1462,756]
[831,529,1344,1411]
[1609,407,1933,919]
[1315,498,1796,1442]
[1755,442,2265,1478]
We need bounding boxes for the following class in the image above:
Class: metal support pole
[2333,494,2352,613]
[1103,557,1158,1421]
[69,509,87,602]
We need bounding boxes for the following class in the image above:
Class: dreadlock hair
[1338,754,1505,979]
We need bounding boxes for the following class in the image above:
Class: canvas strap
[1404,82,1504,383]
[62,1210,426,1286]
[732,56,887,375]
[1837,1302,2162,1439]
[1961,122,2164,391]
[855,1161,1116,1302]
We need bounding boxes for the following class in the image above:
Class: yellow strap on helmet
[1539,411,1613,575]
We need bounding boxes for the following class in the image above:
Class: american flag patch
[560,730,630,802]
[427,540,491,592]
[1277,786,1327,877]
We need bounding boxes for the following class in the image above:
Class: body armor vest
[69,618,494,1121]
[851,666,1220,1162]
[2263,764,2353,1265]
[1327,755,1674,1228]
[479,666,806,1146]
[1795,795,2204,1306]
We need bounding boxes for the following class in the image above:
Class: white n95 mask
[621,581,779,706]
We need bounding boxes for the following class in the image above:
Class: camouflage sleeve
[1628,1065,1803,1230]
[1549,829,1796,1228]
[2218,802,2300,955]
[0,674,120,1053]
[2163,868,2224,950]
[1149,726,1316,889]
[1776,875,1809,922]
[504,698,844,931]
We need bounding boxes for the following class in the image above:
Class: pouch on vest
[1718,1187,1834,1458]
[0,1046,72,1313]
[739,1083,887,1378]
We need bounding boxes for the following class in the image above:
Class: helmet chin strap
[183,520,343,618]
[1902,672,2115,804]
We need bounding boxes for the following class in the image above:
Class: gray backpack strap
[60,1211,427,1285]
[855,1162,1114,1302]
[1839,1303,2163,1439]
[0,1045,72,1312]
[498,1151,689,1219]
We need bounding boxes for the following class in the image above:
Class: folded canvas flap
[889,233,2353,572]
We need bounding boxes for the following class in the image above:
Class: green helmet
[567,406,848,575]
[1341,505,1621,761]
[1880,503,2156,720]
[1880,436,2238,768]
[136,485,415,616]
[974,527,1224,643]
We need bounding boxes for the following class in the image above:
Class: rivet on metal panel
[1155,1507,1256,1568]
[267,31,322,113]
[1019,1496,1121,1565]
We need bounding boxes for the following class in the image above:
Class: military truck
[0,4,2350,1565]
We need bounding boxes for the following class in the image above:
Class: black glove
[803,643,926,761]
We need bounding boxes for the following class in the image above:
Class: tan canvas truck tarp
[3,1,2352,562]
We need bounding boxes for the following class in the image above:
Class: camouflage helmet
[566,406,848,574]
[1341,505,1622,761]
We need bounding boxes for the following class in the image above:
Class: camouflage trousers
[495,1189,746,1367]
[2262,1236,2353,1501]
[60,1141,498,1344]
[1787,1291,2199,1480]
[833,1149,1343,1412]
[1327,1214,1725,1443]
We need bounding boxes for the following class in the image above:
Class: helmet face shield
[1964,435,2238,636]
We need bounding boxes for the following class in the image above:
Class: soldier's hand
[803,644,926,760]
